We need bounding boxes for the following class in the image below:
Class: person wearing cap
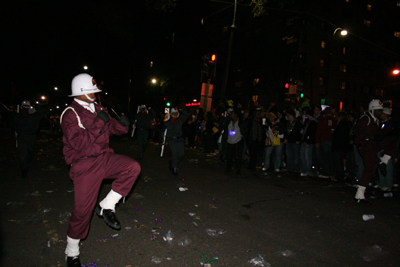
[163,107,190,175]
[60,73,141,266]
[12,100,45,178]
[354,100,396,204]
[377,107,397,192]
[134,104,156,159]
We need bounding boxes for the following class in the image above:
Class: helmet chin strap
[85,94,96,102]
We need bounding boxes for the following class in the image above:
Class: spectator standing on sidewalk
[315,107,337,178]
[60,73,141,266]
[223,107,247,174]
[377,108,398,192]
[300,108,317,176]
[284,109,303,172]
[331,112,352,182]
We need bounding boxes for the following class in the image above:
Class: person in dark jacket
[284,109,303,172]
[247,107,266,171]
[163,107,190,175]
[315,107,337,178]
[12,100,45,178]
[272,110,286,172]
[222,107,247,174]
[331,112,352,182]
[300,108,317,176]
[134,105,156,159]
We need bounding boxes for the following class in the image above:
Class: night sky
[1,1,228,111]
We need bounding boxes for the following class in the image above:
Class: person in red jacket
[354,100,396,204]
[315,107,338,178]
[60,73,141,266]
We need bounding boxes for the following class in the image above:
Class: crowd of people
[151,97,399,202]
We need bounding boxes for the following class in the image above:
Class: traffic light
[300,93,304,98]
[166,102,171,107]
[208,54,217,78]
[201,53,217,82]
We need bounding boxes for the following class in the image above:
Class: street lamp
[54,87,58,91]
[393,69,399,75]
[325,27,347,105]
[83,65,88,70]
[41,96,46,100]
[151,78,157,84]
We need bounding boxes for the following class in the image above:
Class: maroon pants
[67,152,141,239]
[358,139,396,187]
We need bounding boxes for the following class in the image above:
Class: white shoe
[275,169,280,172]
[318,174,329,179]
[262,168,267,171]
[300,172,308,177]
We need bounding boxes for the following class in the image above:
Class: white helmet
[368,99,383,113]
[21,100,31,109]
[171,107,179,118]
[69,73,102,97]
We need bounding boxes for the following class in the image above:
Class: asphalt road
[1,129,399,267]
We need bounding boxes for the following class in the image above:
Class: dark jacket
[301,118,318,144]
[285,119,303,143]
[332,118,352,152]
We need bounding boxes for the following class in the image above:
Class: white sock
[355,185,366,200]
[65,236,80,257]
[380,154,391,164]
[99,189,122,212]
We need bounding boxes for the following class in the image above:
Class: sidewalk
[1,130,399,266]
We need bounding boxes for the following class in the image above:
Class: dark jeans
[226,139,244,172]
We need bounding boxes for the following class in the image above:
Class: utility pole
[220,0,237,102]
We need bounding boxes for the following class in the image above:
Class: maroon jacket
[354,112,381,147]
[315,115,337,143]
[61,101,128,165]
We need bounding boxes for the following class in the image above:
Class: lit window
[346,0,350,2]
[320,59,324,67]
[394,31,400,38]
[222,26,229,32]
[321,40,326,49]
[397,1,400,7]
[253,78,260,86]
[319,77,324,85]
[367,4,371,11]
[340,81,346,90]
[342,47,346,55]
[381,89,384,96]
[364,20,371,27]
[340,64,347,72]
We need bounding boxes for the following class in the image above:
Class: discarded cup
[362,214,375,221]
[383,192,393,198]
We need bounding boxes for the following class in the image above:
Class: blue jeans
[263,146,274,170]
[273,144,284,170]
[300,143,314,173]
[353,145,364,181]
[320,141,334,176]
[286,142,300,171]
[378,150,394,190]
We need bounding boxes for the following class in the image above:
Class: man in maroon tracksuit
[60,73,141,266]
[354,99,395,204]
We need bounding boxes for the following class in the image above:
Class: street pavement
[1,128,399,267]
